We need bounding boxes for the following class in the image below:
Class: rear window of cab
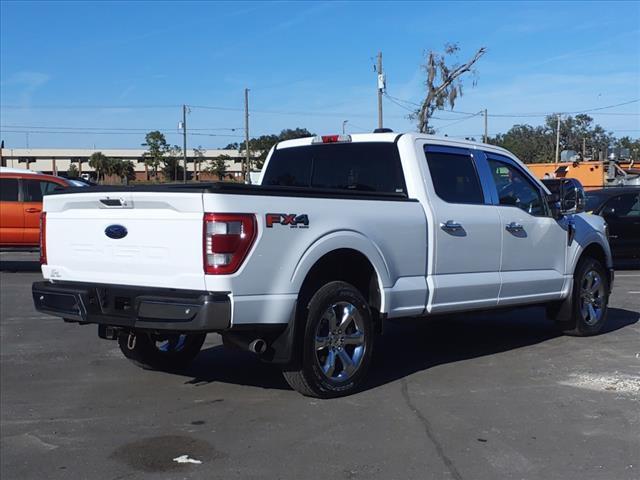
[262,142,407,195]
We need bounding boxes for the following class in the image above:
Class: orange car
[0,169,75,248]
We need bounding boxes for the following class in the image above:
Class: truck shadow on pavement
[181,306,638,393]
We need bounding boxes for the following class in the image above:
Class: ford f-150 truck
[32,132,614,398]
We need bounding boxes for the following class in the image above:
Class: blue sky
[1,0,639,149]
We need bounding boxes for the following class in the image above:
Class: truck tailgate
[42,191,206,290]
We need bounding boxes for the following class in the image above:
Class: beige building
[0,147,246,180]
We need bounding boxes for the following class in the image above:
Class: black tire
[282,281,375,398]
[117,331,206,371]
[556,256,610,336]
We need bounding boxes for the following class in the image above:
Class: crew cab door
[22,178,61,244]
[420,144,502,313]
[483,152,567,304]
[0,177,23,245]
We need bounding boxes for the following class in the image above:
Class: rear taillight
[203,213,256,275]
[39,212,47,265]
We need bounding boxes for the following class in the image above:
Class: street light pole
[377,52,384,129]
[244,88,250,184]
[555,114,561,164]
[483,109,488,143]
[182,104,188,183]
[342,120,348,134]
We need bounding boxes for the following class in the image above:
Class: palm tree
[88,152,109,183]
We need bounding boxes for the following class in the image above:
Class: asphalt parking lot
[1,252,638,480]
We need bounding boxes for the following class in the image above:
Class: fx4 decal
[266,213,309,229]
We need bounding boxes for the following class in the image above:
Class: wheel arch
[291,231,391,316]
[575,242,612,288]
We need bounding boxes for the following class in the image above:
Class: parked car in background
[65,178,93,187]
[585,187,640,263]
[0,168,85,248]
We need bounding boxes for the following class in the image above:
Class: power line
[384,93,421,108]
[3,99,637,119]
[0,129,244,138]
[384,94,415,113]
[1,124,242,132]
[434,112,482,132]
[0,104,180,110]
[382,95,640,118]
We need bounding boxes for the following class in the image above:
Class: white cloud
[1,71,51,105]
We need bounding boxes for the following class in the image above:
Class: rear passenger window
[311,143,405,193]
[263,142,406,194]
[603,194,640,218]
[0,178,19,201]
[424,149,484,204]
[261,151,311,187]
[23,180,61,202]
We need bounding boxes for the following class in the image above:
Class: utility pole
[182,105,188,183]
[582,137,586,160]
[555,114,561,164]
[377,52,384,129]
[244,88,250,183]
[483,109,488,143]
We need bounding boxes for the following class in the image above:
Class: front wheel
[117,331,206,371]
[283,281,375,398]
[557,256,610,336]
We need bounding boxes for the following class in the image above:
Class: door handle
[505,222,524,233]
[440,220,463,232]
[25,208,42,213]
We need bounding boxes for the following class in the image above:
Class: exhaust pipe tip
[248,338,267,355]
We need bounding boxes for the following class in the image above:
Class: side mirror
[548,193,562,219]
[559,184,585,215]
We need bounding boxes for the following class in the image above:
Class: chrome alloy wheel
[580,269,606,326]
[314,302,366,383]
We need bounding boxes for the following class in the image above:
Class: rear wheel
[117,331,206,371]
[282,281,375,398]
[556,256,609,336]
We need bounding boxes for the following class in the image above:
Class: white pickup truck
[33,132,614,398]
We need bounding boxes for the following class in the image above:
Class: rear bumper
[32,281,231,332]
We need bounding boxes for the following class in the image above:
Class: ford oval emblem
[105,224,128,240]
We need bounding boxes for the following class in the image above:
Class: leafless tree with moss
[415,44,486,133]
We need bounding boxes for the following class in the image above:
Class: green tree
[206,154,230,180]
[110,159,123,180]
[226,128,314,170]
[161,145,184,181]
[489,115,619,164]
[142,131,169,180]
[414,43,486,133]
[67,163,79,178]
[489,124,555,163]
[88,152,110,182]
[543,114,613,160]
[617,136,640,161]
[109,159,136,184]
